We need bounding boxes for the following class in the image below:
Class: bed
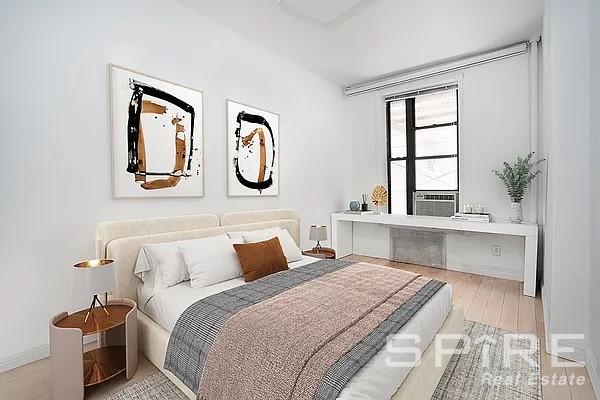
[97,209,464,400]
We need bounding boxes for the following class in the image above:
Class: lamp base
[84,294,111,324]
[312,241,323,253]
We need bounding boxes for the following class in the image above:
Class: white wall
[539,0,553,327]
[344,55,533,222]
[0,0,346,365]
[344,55,534,276]
[541,0,591,363]
[587,0,600,393]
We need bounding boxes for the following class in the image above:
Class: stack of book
[450,212,491,223]
[344,210,374,215]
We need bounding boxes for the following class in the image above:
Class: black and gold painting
[111,65,203,197]
[227,100,279,196]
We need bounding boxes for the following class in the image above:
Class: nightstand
[303,247,336,259]
[50,298,137,400]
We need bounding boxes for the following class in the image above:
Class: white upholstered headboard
[96,214,220,258]
[220,209,300,243]
[97,209,300,302]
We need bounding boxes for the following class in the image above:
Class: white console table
[331,213,538,297]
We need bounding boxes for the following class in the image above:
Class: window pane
[389,100,406,158]
[390,160,407,215]
[415,89,457,127]
[416,157,458,190]
[415,125,457,157]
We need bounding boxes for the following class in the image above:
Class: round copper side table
[302,247,336,259]
[50,298,137,400]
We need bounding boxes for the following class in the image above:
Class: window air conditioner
[413,191,459,217]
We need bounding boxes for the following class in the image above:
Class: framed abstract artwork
[227,100,279,196]
[110,65,203,198]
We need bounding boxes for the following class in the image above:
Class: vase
[510,202,523,223]
[349,201,361,211]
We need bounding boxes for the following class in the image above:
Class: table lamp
[72,259,116,323]
[309,225,328,253]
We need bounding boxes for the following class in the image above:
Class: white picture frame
[110,65,204,198]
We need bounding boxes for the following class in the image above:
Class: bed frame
[96,209,464,400]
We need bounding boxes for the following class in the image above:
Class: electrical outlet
[492,245,501,256]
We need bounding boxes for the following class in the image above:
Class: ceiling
[278,0,370,25]
[178,0,543,87]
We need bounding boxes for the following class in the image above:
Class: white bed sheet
[140,257,453,400]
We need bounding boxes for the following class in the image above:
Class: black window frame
[386,88,459,215]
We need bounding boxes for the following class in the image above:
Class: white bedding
[140,256,453,400]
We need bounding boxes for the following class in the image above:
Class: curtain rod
[384,83,458,102]
[345,41,530,96]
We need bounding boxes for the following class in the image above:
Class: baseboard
[554,337,587,364]
[0,343,50,374]
[353,252,523,281]
[587,347,600,399]
[541,285,550,353]
[445,263,522,281]
[0,336,96,374]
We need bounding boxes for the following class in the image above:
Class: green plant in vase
[493,152,545,223]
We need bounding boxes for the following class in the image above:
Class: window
[386,87,459,215]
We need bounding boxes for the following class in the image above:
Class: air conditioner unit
[413,191,459,217]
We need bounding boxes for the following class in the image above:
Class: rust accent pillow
[233,237,288,282]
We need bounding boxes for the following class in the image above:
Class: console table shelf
[331,213,538,297]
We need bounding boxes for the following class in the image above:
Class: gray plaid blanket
[164,259,445,399]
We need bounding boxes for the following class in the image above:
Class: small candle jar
[463,203,473,213]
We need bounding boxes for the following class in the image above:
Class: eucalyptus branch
[493,152,545,203]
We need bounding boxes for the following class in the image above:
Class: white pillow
[226,231,246,241]
[134,247,152,281]
[134,241,190,290]
[226,228,280,242]
[242,227,303,263]
[179,234,244,288]
[134,247,164,299]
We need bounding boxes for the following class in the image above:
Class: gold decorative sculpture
[371,185,388,214]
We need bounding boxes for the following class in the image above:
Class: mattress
[140,257,453,400]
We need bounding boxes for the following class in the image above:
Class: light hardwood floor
[1,255,596,400]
